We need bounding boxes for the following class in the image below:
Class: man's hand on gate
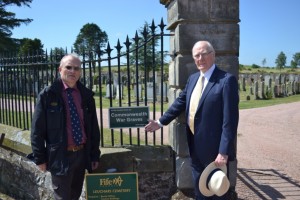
[145,119,161,132]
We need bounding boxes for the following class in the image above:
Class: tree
[0,0,33,52]
[262,58,266,67]
[50,47,65,55]
[275,51,286,70]
[290,52,300,69]
[73,23,108,58]
[251,64,260,69]
[18,38,43,55]
[126,21,167,81]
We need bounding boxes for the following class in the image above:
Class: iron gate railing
[0,19,173,147]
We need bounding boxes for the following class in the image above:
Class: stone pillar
[160,0,239,199]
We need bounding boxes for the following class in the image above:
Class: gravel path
[100,102,300,199]
[235,101,300,199]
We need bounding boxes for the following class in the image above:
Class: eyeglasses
[65,66,81,71]
[193,51,212,59]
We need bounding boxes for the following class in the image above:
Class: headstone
[275,75,280,85]
[157,82,168,102]
[133,84,142,101]
[242,76,246,91]
[254,81,259,100]
[260,81,265,99]
[292,81,296,95]
[105,84,114,98]
[264,75,270,88]
[249,86,253,96]
[273,85,279,97]
[115,84,123,99]
[268,77,272,89]
[289,74,295,82]
[282,75,286,84]
[282,84,287,97]
[146,82,155,100]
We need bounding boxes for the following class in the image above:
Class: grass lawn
[2,66,300,146]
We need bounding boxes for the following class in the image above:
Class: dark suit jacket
[159,66,239,168]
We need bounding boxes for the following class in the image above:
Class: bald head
[192,41,215,73]
[192,41,215,54]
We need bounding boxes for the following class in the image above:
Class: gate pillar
[160,0,239,199]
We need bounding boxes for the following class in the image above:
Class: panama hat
[199,161,230,197]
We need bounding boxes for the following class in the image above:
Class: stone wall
[0,125,176,200]
[0,147,53,200]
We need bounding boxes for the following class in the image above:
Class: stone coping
[0,124,174,173]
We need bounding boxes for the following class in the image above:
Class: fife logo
[99,176,123,187]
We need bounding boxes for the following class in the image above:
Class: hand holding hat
[199,161,230,197]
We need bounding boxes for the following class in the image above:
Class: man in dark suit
[145,41,239,200]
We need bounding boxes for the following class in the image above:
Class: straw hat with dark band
[199,161,230,197]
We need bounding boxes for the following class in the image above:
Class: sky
[7,0,300,67]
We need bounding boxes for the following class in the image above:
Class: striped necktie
[66,88,83,146]
[189,75,204,134]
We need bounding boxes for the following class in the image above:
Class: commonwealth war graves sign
[108,106,149,129]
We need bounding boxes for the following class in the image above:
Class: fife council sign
[85,172,139,200]
[108,106,149,129]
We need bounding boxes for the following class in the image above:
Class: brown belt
[67,144,84,152]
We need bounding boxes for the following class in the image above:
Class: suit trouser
[51,149,86,200]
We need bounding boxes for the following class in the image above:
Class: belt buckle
[69,144,83,152]
[72,146,79,152]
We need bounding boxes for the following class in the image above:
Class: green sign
[85,172,139,200]
[108,106,149,129]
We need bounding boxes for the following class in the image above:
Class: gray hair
[60,53,81,66]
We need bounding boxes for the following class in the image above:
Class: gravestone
[115,84,123,99]
[133,84,142,101]
[146,82,155,100]
[105,84,114,98]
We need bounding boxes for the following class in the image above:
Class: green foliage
[290,52,300,68]
[262,58,267,67]
[0,0,33,52]
[265,87,273,99]
[73,23,108,58]
[275,51,287,69]
[18,38,43,55]
[125,21,168,81]
[50,47,66,55]
[239,64,245,70]
[239,64,300,74]
[251,64,260,69]
[101,128,139,146]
